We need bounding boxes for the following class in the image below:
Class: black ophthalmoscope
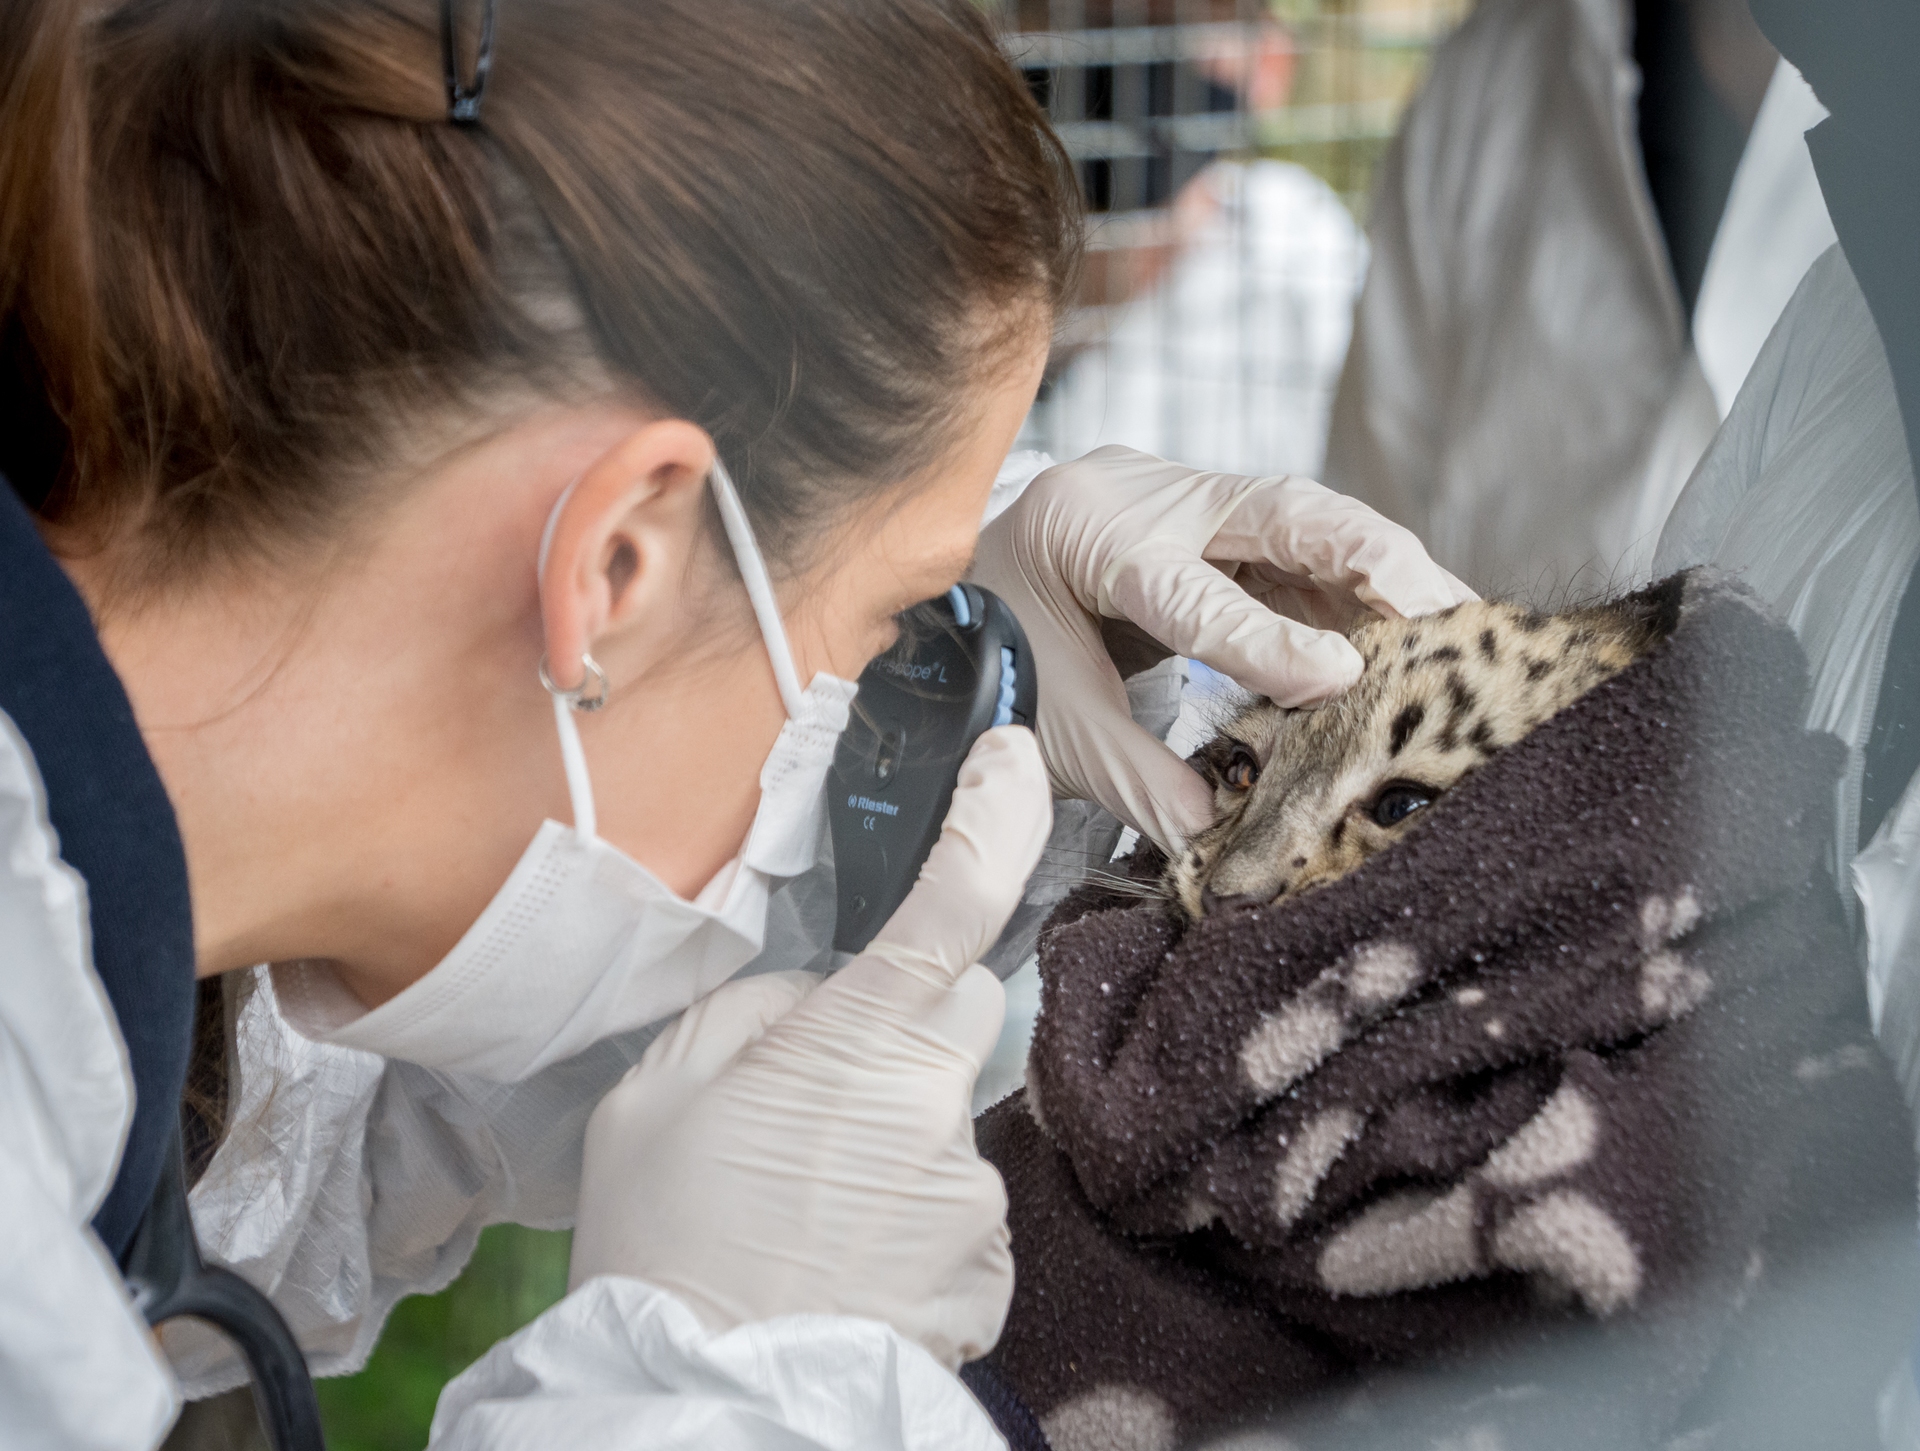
[829,585,1038,954]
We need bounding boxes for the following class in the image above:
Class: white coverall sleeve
[430,1277,1002,1451]
[0,711,178,1451]
[0,1146,176,1451]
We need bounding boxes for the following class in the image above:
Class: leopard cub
[1166,597,1663,919]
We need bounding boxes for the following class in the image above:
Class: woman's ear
[539,419,716,693]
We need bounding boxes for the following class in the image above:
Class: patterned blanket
[968,572,1918,1450]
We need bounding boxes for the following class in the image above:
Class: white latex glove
[971,444,1475,851]
[570,727,1052,1371]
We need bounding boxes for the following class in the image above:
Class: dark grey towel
[974,571,1918,1450]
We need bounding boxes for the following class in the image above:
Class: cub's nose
[1200,887,1272,917]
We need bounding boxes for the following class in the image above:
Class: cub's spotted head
[1166,597,1663,920]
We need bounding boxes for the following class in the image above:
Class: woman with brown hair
[0,0,1464,1445]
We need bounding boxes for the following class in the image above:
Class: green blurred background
[315,1227,572,1451]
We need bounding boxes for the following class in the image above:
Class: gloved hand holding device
[971,444,1476,852]
[570,726,1051,1370]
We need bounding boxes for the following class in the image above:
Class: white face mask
[274,461,857,1081]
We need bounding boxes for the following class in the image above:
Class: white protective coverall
[0,717,177,1451]
[1651,243,1920,1446]
[1325,0,1835,600]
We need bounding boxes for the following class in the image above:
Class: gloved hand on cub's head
[972,445,1475,853]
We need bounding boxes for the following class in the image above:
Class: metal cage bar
[1008,0,1471,477]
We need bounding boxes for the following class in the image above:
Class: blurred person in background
[1009,0,1370,480]
[1325,0,1837,599]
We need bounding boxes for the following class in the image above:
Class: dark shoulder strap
[0,481,195,1257]
[1631,0,1751,323]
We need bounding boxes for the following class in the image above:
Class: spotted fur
[1168,598,1663,919]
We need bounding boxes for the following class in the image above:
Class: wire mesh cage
[1001,0,1472,478]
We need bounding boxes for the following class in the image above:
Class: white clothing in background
[1692,59,1837,418]
[1653,245,1918,902]
[972,959,1041,1116]
[986,449,1055,528]
[1034,160,1366,480]
[1326,0,1833,601]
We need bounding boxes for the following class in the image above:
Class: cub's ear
[1612,572,1687,650]
[1189,735,1243,791]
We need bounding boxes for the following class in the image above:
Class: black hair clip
[441,0,497,125]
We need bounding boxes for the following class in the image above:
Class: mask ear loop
[549,693,598,840]
[708,459,807,718]
[536,475,601,839]
[534,458,800,842]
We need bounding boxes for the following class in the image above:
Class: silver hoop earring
[539,652,611,712]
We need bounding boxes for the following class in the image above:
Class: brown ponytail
[0,0,97,511]
[2,0,1080,587]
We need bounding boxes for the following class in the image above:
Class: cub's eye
[1224,744,1261,792]
[1370,781,1434,827]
